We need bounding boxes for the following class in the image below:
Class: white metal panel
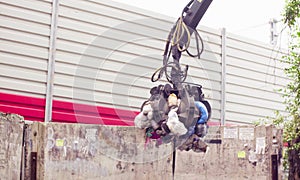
[60,0,147,21]
[1,0,289,125]
[225,32,289,124]
[226,79,284,103]
[226,93,285,112]
[0,1,51,98]
[0,40,48,59]
[1,0,51,14]
[0,76,46,97]
[1,16,49,36]
[0,2,51,25]
[226,66,288,87]
[0,27,49,48]
[227,55,286,75]
[53,0,222,123]
[0,64,46,83]
[0,52,47,71]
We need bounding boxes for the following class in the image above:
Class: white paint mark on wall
[85,129,98,142]
[46,127,55,149]
[239,128,254,140]
[223,127,238,139]
[256,137,266,154]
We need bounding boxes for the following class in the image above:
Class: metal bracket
[30,152,37,180]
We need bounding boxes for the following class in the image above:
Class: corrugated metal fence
[0,0,289,125]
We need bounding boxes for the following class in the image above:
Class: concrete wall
[21,121,283,180]
[0,113,24,180]
[0,113,283,179]
[175,125,283,180]
[24,122,174,180]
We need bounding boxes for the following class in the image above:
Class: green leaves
[269,0,300,173]
[283,0,300,27]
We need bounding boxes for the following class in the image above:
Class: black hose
[186,30,204,58]
[152,0,205,84]
[151,62,188,84]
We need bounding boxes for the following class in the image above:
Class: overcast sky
[112,0,288,47]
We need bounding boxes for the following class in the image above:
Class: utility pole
[269,18,278,46]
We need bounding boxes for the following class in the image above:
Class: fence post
[45,0,60,122]
[221,28,227,125]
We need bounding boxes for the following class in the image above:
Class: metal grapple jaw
[177,88,199,129]
[148,84,202,133]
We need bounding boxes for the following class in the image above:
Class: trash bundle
[134,84,210,153]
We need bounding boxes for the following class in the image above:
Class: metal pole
[269,18,278,46]
[271,154,278,180]
[221,28,227,125]
[45,0,59,122]
[172,139,176,180]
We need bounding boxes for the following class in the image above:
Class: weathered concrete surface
[24,122,174,180]
[175,125,283,180]
[0,112,24,180]
[0,114,283,180]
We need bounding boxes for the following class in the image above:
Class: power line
[231,22,269,33]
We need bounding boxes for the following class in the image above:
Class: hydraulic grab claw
[134,0,213,152]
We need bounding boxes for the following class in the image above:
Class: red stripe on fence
[0,92,220,126]
[0,92,136,125]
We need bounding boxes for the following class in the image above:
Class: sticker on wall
[223,127,238,139]
[239,128,254,140]
[256,137,266,154]
[56,139,64,147]
[238,151,246,158]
